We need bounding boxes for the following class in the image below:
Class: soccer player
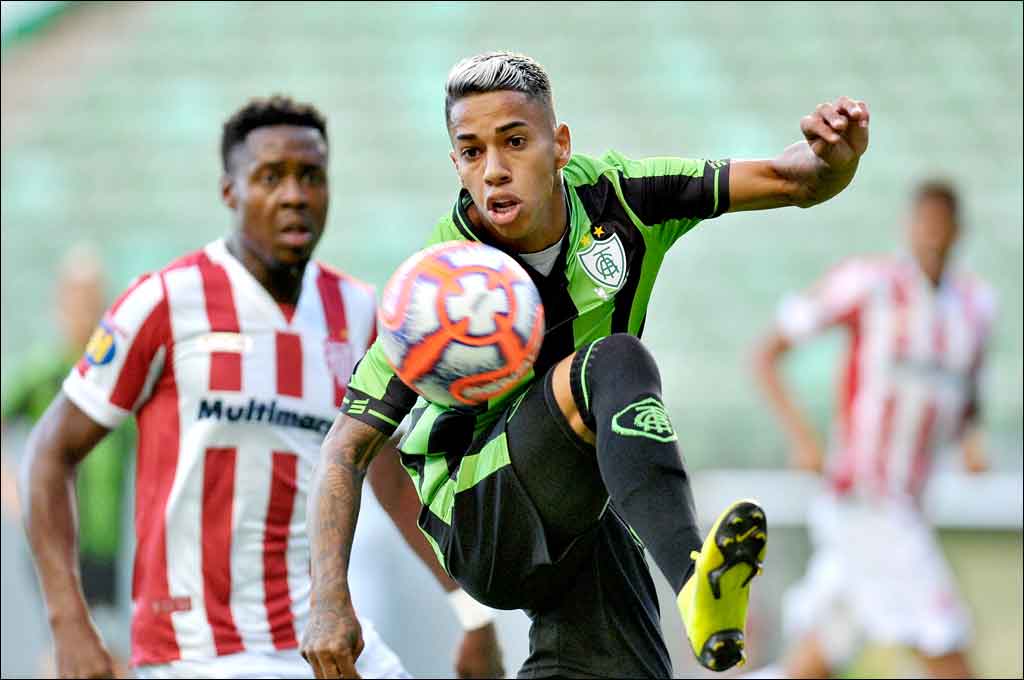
[302,52,870,678]
[3,245,134,675]
[748,181,993,679]
[20,96,503,679]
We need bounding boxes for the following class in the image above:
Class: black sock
[572,333,702,594]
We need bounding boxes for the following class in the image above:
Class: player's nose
[278,174,309,208]
[483,153,511,186]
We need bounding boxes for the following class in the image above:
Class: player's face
[909,196,959,265]
[222,124,328,268]
[448,91,571,251]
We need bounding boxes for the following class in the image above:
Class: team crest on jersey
[324,340,354,386]
[577,231,627,292]
[84,320,117,366]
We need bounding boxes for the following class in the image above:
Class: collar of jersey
[206,238,318,326]
[897,249,955,298]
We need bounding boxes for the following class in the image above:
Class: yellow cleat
[677,499,767,672]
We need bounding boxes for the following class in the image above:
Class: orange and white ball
[378,241,545,407]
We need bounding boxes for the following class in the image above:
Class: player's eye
[461,147,481,160]
[508,136,526,149]
[259,170,279,186]
[301,169,325,186]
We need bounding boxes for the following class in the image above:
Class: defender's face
[222,124,329,267]
[909,195,959,264]
[448,91,570,250]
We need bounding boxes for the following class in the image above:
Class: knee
[587,333,661,391]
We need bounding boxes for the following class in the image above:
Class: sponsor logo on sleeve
[84,320,117,366]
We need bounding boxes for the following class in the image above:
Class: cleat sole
[707,501,767,600]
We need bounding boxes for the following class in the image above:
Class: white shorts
[783,492,971,664]
[135,618,411,679]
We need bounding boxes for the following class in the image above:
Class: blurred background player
[2,244,133,676]
[749,180,995,678]
[19,96,502,679]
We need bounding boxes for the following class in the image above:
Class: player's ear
[554,123,571,171]
[449,150,464,187]
[221,173,238,210]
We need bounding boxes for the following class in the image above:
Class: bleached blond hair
[444,51,554,125]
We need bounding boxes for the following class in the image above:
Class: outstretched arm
[303,414,388,679]
[21,394,115,679]
[729,97,870,212]
[367,443,505,679]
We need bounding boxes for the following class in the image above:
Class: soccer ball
[378,241,545,407]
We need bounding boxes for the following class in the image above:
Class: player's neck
[515,181,569,253]
[913,251,948,289]
[467,182,569,253]
[226,233,306,305]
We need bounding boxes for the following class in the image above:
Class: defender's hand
[53,615,114,679]
[455,623,505,679]
[301,602,364,679]
[792,430,826,475]
[800,97,870,170]
[963,429,989,475]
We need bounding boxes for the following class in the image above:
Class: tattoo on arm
[308,416,389,609]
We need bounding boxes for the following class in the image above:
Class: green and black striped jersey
[343,150,730,507]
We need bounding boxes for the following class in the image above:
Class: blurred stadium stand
[2,2,1021,678]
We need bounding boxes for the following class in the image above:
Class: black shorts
[419,369,673,679]
[80,554,118,607]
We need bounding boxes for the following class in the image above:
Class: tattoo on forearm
[308,418,389,608]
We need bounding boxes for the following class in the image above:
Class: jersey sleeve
[776,259,876,342]
[342,340,418,436]
[62,272,171,429]
[601,150,730,249]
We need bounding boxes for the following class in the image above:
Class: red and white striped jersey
[63,239,377,666]
[777,255,996,501]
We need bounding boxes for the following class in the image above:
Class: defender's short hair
[444,51,554,125]
[221,95,327,172]
[914,179,959,221]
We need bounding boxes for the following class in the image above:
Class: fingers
[835,96,870,128]
[303,647,362,679]
[800,110,841,145]
[801,97,871,150]
[301,613,364,678]
[306,652,356,679]
[302,647,325,679]
[338,653,362,679]
[817,102,848,134]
